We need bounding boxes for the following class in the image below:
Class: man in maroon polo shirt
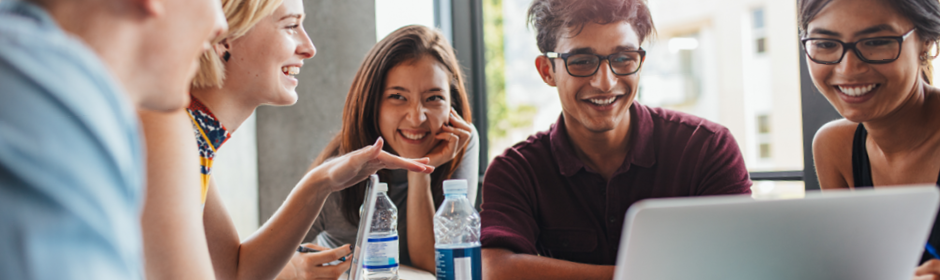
[479,0,752,279]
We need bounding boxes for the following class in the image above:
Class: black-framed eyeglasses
[801,28,916,64]
[543,49,646,77]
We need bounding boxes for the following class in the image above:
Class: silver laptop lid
[614,185,939,280]
[348,174,380,280]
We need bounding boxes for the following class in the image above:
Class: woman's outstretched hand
[317,137,434,193]
[425,109,472,168]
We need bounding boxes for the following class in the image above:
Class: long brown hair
[312,25,473,225]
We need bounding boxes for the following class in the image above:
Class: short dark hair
[798,0,940,42]
[527,0,655,53]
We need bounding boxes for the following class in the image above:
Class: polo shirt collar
[549,101,657,177]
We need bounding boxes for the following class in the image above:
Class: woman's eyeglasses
[801,28,916,65]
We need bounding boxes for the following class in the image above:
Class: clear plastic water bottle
[362,182,399,280]
[434,179,482,280]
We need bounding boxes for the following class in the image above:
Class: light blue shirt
[0,1,145,279]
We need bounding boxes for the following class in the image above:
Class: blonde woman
[139,0,434,279]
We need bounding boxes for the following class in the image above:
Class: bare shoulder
[813,119,857,149]
[813,119,857,189]
[927,85,940,125]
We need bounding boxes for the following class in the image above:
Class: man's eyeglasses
[544,49,646,77]
[801,28,916,65]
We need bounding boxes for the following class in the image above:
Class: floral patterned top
[186,96,231,208]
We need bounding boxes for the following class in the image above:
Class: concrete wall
[256,0,376,224]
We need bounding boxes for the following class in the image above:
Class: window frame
[436,0,489,207]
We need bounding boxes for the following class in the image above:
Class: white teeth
[400,131,427,140]
[838,84,877,97]
[588,96,617,105]
[281,66,300,75]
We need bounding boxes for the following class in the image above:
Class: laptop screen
[347,174,379,280]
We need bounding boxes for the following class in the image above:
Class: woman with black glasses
[801,0,940,278]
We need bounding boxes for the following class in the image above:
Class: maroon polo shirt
[480,101,752,265]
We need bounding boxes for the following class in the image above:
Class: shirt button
[608,217,617,224]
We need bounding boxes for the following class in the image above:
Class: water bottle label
[363,235,399,269]
[435,246,481,280]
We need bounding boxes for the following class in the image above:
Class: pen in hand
[927,243,940,260]
[296,246,318,253]
[297,245,349,262]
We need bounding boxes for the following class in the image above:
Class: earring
[223,51,231,62]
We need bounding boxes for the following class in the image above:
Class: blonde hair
[191,0,284,89]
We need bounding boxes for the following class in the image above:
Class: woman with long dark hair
[291,25,479,275]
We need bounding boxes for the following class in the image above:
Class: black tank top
[852,123,940,264]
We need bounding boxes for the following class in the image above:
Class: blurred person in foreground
[0,0,226,279]
[479,0,752,279]
[137,0,436,279]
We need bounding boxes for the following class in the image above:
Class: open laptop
[347,174,380,280]
[613,185,940,280]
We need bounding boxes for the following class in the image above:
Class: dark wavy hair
[798,0,940,83]
[312,25,472,225]
[527,0,655,54]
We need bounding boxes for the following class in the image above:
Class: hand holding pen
[278,244,352,280]
[296,244,351,262]
[914,244,940,280]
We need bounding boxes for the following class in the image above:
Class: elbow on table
[481,248,515,280]
[411,256,436,275]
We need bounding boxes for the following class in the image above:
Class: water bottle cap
[442,179,467,195]
[376,182,388,192]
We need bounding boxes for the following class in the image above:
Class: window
[483,0,558,160]
[760,143,772,159]
[753,8,764,29]
[753,8,767,54]
[639,34,702,107]
[757,114,771,159]
[375,0,436,42]
[757,114,771,134]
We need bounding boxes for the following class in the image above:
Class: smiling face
[540,21,641,134]
[805,0,927,122]
[378,55,452,159]
[222,0,315,106]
